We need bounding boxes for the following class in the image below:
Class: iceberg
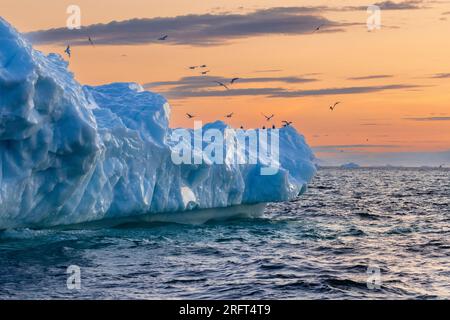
[0,18,316,229]
[340,162,361,169]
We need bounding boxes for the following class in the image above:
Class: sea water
[0,168,449,299]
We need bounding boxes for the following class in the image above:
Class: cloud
[26,8,346,47]
[268,84,420,98]
[145,77,420,99]
[360,123,392,126]
[431,73,450,78]
[316,149,450,167]
[340,0,427,11]
[404,117,450,121]
[253,69,283,74]
[371,1,425,10]
[29,2,427,47]
[313,144,400,152]
[145,75,318,91]
[348,74,394,80]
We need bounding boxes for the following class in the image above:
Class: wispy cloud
[360,123,392,126]
[145,75,318,91]
[145,77,420,99]
[371,1,426,10]
[314,144,400,152]
[431,73,450,78]
[343,0,427,11]
[252,69,283,74]
[26,8,346,47]
[348,74,394,81]
[404,116,450,121]
[268,84,420,98]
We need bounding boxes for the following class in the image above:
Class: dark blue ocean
[0,168,449,299]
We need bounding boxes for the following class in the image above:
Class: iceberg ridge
[0,18,316,228]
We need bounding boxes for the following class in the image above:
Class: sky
[1,0,450,166]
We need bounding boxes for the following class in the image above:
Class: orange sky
[1,0,449,164]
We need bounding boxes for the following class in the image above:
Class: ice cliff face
[0,18,316,228]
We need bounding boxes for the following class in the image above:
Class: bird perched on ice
[282,121,293,126]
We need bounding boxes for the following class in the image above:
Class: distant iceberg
[0,18,316,228]
[340,162,361,169]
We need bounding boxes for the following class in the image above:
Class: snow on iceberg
[0,18,316,229]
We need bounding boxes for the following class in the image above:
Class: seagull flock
[64,24,343,130]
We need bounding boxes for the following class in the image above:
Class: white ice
[0,18,316,228]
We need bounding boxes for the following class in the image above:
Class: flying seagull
[230,78,240,84]
[201,70,210,75]
[64,45,71,58]
[189,66,198,70]
[158,35,168,41]
[282,121,293,126]
[225,113,234,118]
[214,81,229,90]
[88,37,95,46]
[330,102,341,111]
[313,24,325,33]
[262,113,275,121]
[186,113,195,119]
[200,65,207,68]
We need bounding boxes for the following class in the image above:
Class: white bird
[230,78,240,84]
[158,35,168,41]
[225,113,234,118]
